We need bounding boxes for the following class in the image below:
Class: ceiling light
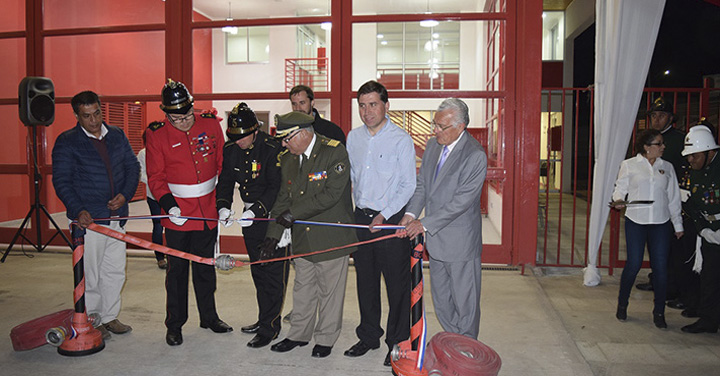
[432,33,439,39]
[381,40,388,45]
[420,0,438,28]
[221,2,236,34]
[420,19,439,28]
[377,34,384,39]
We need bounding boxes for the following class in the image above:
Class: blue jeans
[147,198,165,261]
[618,218,672,314]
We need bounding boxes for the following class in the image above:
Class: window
[542,11,564,61]
[376,21,460,90]
[226,26,270,63]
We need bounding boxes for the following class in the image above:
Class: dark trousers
[619,219,672,314]
[698,240,720,328]
[164,226,219,331]
[352,208,410,349]
[146,198,165,261]
[669,216,700,309]
[244,223,290,338]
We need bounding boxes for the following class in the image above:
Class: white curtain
[584,0,666,286]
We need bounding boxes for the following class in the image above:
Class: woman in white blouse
[611,129,683,329]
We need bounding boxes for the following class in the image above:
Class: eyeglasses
[647,141,664,146]
[168,112,194,123]
[282,130,301,143]
[431,121,454,132]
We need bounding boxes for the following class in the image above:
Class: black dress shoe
[681,320,719,334]
[653,313,667,329]
[166,330,183,346]
[635,282,653,291]
[666,299,686,310]
[384,350,392,367]
[616,306,627,321]
[247,333,276,348]
[271,338,309,353]
[312,344,332,358]
[344,340,379,357]
[200,319,233,333]
[241,322,260,334]
[681,309,699,318]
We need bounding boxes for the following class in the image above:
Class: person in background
[146,79,232,346]
[398,98,487,339]
[636,98,696,316]
[52,90,139,340]
[611,129,683,329]
[289,85,346,145]
[137,130,167,269]
[344,80,416,366]
[216,102,286,349]
[679,121,720,334]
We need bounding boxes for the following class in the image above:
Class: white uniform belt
[702,212,720,222]
[168,176,217,198]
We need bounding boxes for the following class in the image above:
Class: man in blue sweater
[52,91,140,340]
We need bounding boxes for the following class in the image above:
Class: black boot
[616,306,627,321]
[653,313,667,329]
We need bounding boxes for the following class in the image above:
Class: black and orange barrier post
[56,225,104,356]
[390,234,428,376]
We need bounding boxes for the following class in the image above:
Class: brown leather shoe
[104,319,132,334]
[97,325,111,340]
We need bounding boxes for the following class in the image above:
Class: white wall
[211,26,333,134]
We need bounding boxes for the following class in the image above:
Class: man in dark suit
[398,98,487,338]
[289,85,346,145]
[260,111,356,358]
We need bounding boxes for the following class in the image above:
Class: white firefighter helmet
[682,124,719,156]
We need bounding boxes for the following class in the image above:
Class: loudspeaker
[19,76,55,126]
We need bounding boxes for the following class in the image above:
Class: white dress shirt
[612,154,683,232]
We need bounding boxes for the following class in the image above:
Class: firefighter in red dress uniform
[146,79,233,346]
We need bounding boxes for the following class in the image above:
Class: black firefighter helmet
[160,79,194,114]
[226,102,259,141]
[647,97,674,115]
[647,97,676,125]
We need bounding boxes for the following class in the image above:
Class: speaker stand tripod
[1,124,72,263]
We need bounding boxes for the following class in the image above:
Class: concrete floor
[1,233,719,375]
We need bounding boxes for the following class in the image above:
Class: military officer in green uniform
[260,111,356,358]
[216,103,286,348]
[679,121,720,334]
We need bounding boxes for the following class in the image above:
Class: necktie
[434,146,449,180]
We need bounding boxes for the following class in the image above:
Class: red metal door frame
[1,0,543,268]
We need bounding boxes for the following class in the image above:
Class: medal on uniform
[251,160,261,179]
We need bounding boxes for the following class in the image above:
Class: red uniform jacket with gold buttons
[146,113,224,231]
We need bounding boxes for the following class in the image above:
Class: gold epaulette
[200,112,216,119]
[325,139,340,147]
[148,121,165,131]
[277,149,289,167]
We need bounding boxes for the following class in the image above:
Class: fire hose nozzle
[45,326,68,347]
[215,254,236,271]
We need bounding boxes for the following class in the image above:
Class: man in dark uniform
[680,121,720,334]
[636,97,700,315]
[216,102,287,348]
[289,85,346,145]
[260,111,356,358]
[146,79,232,346]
